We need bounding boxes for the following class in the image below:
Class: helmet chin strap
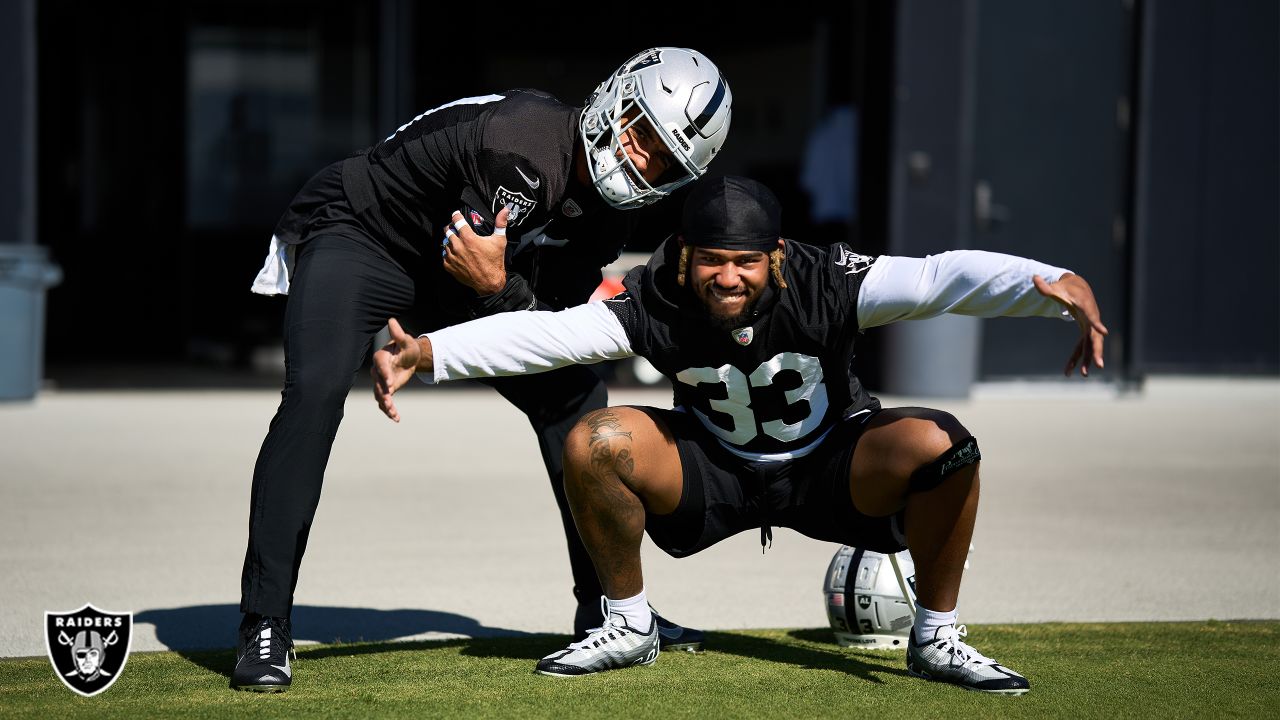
[890,553,918,621]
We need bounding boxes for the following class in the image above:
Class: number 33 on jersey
[609,239,880,461]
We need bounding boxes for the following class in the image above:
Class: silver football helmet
[580,47,732,209]
[824,546,918,650]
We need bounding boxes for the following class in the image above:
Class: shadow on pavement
[135,603,533,677]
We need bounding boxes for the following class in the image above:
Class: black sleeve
[515,202,638,312]
[465,238,610,316]
[471,274,539,314]
[602,290,646,353]
[531,252,606,310]
[824,243,880,332]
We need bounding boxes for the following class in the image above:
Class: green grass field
[1,621,1275,719]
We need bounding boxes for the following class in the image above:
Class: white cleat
[536,599,659,677]
[907,624,1030,695]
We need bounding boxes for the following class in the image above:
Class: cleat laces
[934,625,995,667]
[568,597,633,650]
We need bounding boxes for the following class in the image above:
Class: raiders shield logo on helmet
[45,603,132,697]
[619,48,663,74]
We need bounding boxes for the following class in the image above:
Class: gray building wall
[1,0,35,247]
[1133,0,1279,373]
[886,0,1278,385]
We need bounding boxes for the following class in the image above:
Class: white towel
[250,234,295,296]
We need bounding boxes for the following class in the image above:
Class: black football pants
[240,233,606,619]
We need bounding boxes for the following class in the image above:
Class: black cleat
[231,614,295,692]
[650,605,705,653]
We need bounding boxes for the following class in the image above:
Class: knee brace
[908,436,981,494]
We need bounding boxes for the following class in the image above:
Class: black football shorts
[639,407,908,558]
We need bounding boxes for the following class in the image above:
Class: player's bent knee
[914,408,968,443]
[282,366,354,416]
[908,434,981,494]
[562,419,596,470]
[563,407,640,473]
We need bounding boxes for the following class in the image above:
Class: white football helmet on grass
[580,47,732,208]
[824,546,918,650]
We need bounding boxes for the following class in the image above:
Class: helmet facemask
[582,97,693,209]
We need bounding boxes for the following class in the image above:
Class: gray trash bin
[882,315,982,398]
[0,244,62,401]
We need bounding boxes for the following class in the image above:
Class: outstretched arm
[371,318,432,423]
[370,301,636,421]
[856,250,1107,376]
[1032,273,1108,376]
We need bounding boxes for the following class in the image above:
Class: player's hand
[371,318,421,422]
[442,206,510,295]
[1033,273,1109,377]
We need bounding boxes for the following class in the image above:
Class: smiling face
[688,245,773,328]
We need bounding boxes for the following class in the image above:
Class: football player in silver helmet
[237,46,732,693]
[580,48,732,208]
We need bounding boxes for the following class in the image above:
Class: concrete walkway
[1,377,1276,657]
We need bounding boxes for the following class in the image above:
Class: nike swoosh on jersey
[515,166,541,189]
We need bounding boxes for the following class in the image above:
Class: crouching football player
[371,176,1107,694]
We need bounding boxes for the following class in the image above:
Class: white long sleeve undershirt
[425,300,635,384]
[856,251,1071,328]
[425,250,1072,384]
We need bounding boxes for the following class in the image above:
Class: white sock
[606,589,652,633]
[913,604,958,642]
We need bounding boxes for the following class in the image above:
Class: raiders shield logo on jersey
[493,187,537,227]
[45,604,132,697]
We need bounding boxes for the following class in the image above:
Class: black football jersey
[274,89,643,325]
[606,238,881,458]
